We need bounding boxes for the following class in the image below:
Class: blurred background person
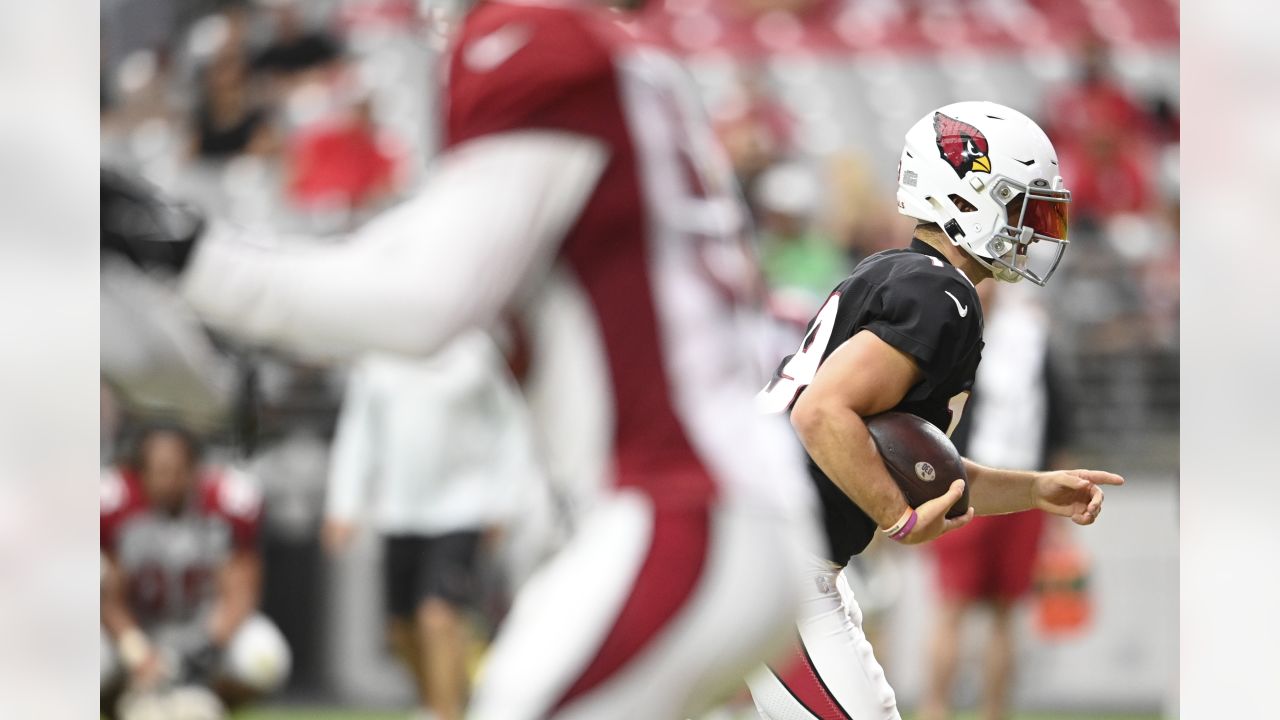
[1042,38,1160,227]
[251,0,343,86]
[321,334,540,720]
[191,47,278,162]
[824,151,914,268]
[920,282,1072,720]
[715,68,797,198]
[286,94,404,215]
[752,161,849,302]
[101,424,290,718]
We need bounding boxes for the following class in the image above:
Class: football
[865,411,969,519]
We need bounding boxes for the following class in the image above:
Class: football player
[104,0,819,716]
[100,424,290,714]
[747,101,1124,719]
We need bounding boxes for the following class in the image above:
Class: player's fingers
[1072,469,1125,486]
[917,479,966,523]
[942,506,976,534]
[941,478,966,502]
[1087,486,1105,515]
[1071,499,1098,525]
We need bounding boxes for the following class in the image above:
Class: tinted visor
[992,184,1071,285]
[1021,195,1069,240]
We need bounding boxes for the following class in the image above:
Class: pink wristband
[881,507,914,537]
[888,509,918,541]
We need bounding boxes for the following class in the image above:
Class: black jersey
[759,239,985,562]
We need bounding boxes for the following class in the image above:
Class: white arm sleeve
[180,132,608,360]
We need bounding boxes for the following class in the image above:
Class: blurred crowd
[100,0,1178,713]
[103,0,1178,468]
[101,0,437,236]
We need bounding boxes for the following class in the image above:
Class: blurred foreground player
[748,102,1123,719]
[100,425,290,717]
[104,0,819,717]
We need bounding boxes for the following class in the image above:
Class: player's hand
[901,479,975,545]
[322,518,357,556]
[1032,469,1125,525]
[180,640,223,682]
[129,648,169,690]
[101,167,205,275]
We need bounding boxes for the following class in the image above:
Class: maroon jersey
[101,466,262,628]
[443,0,811,513]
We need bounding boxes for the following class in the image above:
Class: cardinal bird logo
[934,112,991,178]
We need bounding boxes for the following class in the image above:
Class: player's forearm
[792,400,909,528]
[101,559,140,639]
[102,608,155,675]
[207,601,254,648]
[965,458,1039,515]
[179,132,607,362]
[181,225,475,360]
[101,601,140,640]
[102,564,159,673]
[207,554,261,647]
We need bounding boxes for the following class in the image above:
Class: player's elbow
[791,389,873,450]
[790,391,835,446]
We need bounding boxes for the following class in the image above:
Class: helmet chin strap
[961,244,1025,285]
[992,264,1026,283]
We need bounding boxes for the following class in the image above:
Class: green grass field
[236,710,1162,720]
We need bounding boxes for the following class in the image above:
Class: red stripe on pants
[552,504,711,711]
[772,636,853,720]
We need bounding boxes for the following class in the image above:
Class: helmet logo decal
[934,112,991,178]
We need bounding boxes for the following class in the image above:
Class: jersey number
[128,564,212,621]
[756,292,841,414]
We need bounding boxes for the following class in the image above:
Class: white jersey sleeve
[324,362,377,523]
[179,131,607,361]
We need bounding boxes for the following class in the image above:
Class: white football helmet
[896,101,1070,285]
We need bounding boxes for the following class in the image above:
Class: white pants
[101,614,291,694]
[747,556,901,720]
[468,490,818,720]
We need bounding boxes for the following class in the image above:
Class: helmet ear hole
[947,194,978,212]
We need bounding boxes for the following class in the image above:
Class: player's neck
[912,226,989,285]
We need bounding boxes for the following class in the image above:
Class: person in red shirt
[286,97,402,213]
[1055,131,1153,220]
[1042,40,1156,222]
[100,425,290,715]
[1043,41,1151,145]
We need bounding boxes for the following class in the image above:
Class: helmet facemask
[979,177,1070,286]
